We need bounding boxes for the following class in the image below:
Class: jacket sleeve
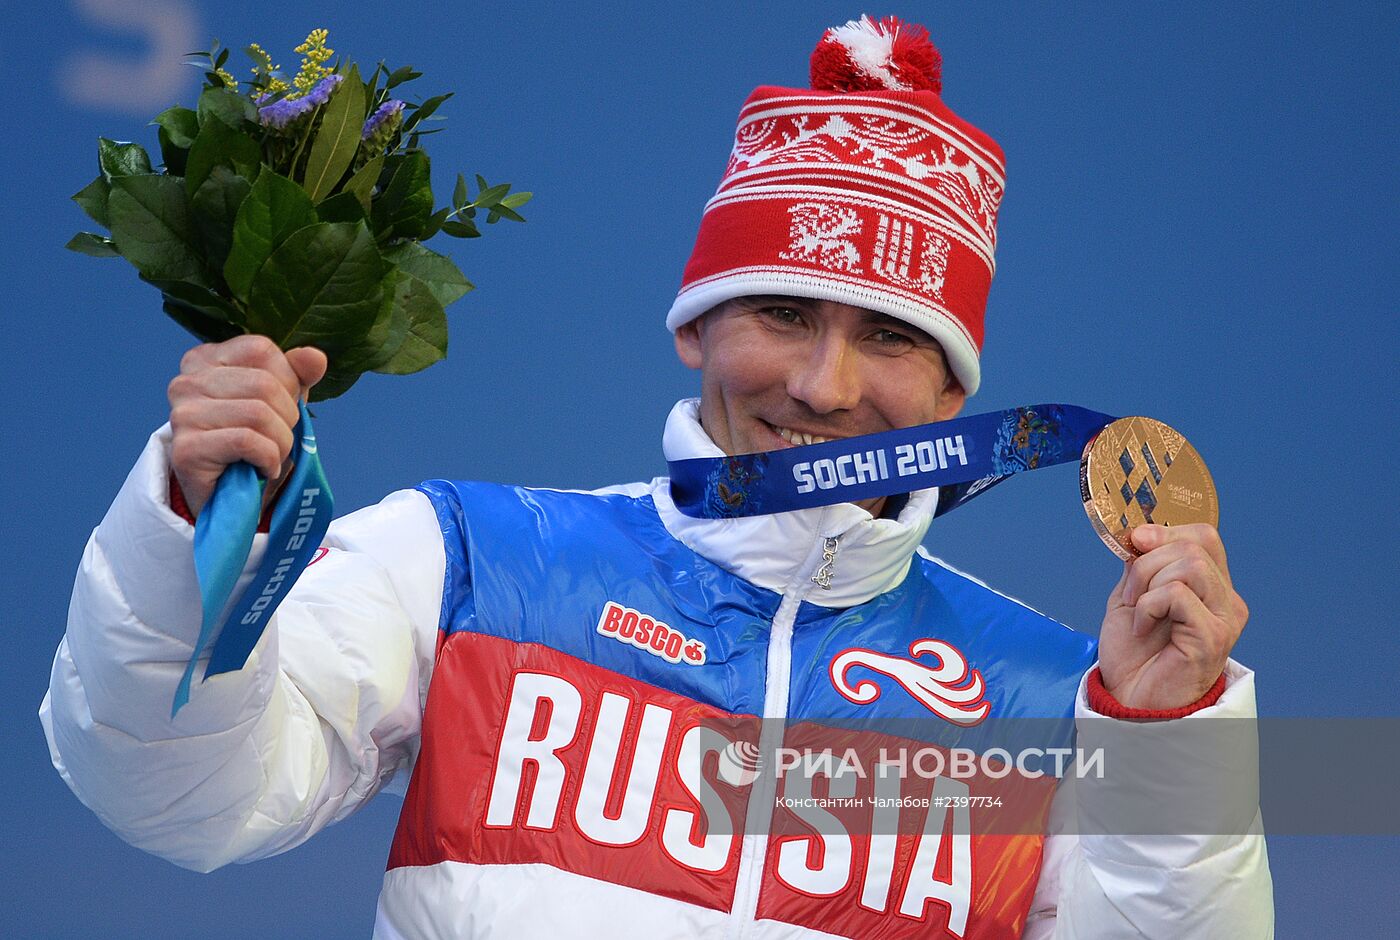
[38,425,445,872]
[1022,659,1275,938]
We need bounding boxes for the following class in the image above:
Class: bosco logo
[596,601,706,665]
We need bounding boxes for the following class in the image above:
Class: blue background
[4,2,1396,936]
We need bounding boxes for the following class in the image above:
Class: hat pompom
[810,15,941,94]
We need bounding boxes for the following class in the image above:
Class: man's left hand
[1098,523,1248,710]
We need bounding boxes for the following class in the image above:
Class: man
[41,15,1272,938]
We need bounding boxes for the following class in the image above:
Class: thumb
[284,346,329,399]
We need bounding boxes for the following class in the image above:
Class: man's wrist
[1086,666,1227,721]
[168,472,276,533]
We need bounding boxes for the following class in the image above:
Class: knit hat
[665,15,1005,395]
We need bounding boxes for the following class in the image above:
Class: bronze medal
[1079,416,1218,560]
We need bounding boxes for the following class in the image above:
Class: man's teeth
[774,426,832,446]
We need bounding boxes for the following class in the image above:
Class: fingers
[1121,536,1234,617]
[180,334,305,403]
[169,395,296,479]
[1131,580,1210,638]
[1105,560,1132,610]
[167,336,326,516]
[1130,581,1240,670]
[1131,523,1229,575]
[1125,525,1232,596]
[171,425,287,485]
[170,366,300,428]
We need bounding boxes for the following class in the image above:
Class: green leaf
[157,127,189,176]
[308,368,363,402]
[343,154,384,215]
[303,64,366,203]
[72,176,111,227]
[153,106,200,147]
[66,232,119,257]
[363,61,385,108]
[383,65,421,90]
[214,46,230,69]
[98,138,153,180]
[441,219,479,238]
[316,190,368,225]
[107,175,208,284]
[500,191,533,209]
[331,268,410,375]
[151,273,246,343]
[402,93,452,134]
[383,241,473,307]
[490,203,526,223]
[371,151,433,241]
[224,169,319,303]
[185,115,262,197]
[452,172,467,209]
[162,298,244,344]
[476,182,511,206]
[197,86,257,128]
[246,221,389,352]
[144,275,244,327]
[420,206,450,241]
[191,166,252,272]
[373,272,447,375]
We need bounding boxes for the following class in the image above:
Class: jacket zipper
[728,527,839,937]
[811,537,839,590]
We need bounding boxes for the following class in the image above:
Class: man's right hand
[168,336,328,517]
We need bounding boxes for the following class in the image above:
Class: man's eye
[763,306,803,324]
[872,329,914,346]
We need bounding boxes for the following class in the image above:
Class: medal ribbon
[173,401,333,716]
[668,404,1116,519]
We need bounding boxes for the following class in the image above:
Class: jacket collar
[652,399,938,607]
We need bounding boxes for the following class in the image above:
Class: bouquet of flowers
[67,30,533,713]
[68,28,530,401]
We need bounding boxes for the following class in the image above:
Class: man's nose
[786,334,861,414]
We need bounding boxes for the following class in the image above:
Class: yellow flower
[216,67,238,90]
[291,28,335,97]
[247,42,281,76]
[245,41,289,96]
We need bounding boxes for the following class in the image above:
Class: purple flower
[257,96,309,129]
[303,72,343,106]
[257,73,344,129]
[362,99,405,139]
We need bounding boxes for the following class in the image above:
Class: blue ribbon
[667,404,1117,520]
[173,402,333,716]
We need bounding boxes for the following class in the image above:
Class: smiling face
[674,295,967,516]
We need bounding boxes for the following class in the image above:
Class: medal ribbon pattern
[668,404,1117,519]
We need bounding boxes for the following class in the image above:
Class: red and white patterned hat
[666,15,1005,395]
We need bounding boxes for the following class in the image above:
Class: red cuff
[168,472,274,533]
[1086,667,1227,721]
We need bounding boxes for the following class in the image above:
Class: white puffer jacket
[42,400,1273,938]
